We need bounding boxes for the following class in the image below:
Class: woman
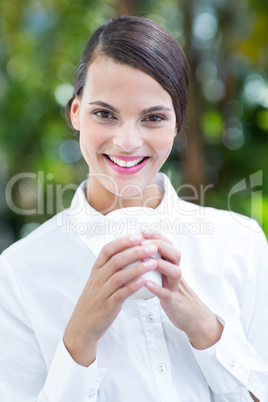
[0,15,267,402]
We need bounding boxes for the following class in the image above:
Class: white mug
[105,207,163,300]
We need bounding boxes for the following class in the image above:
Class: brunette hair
[65,15,189,134]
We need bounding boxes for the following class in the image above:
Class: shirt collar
[66,172,179,223]
[63,173,180,256]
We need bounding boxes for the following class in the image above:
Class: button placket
[137,299,180,402]
[146,312,156,322]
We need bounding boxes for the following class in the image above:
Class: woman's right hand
[63,234,158,367]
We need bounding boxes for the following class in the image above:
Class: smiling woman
[0,15,267,402]
[70,57,177,208]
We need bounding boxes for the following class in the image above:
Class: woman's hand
[142,230,223,350]
[63,234,158,366]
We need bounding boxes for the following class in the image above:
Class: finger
[97,242,158,285]
[146,239,181,266]
[95,234,143,268]
[156,259,182,291]
[103,258,157,298]
[141,229,173,245]
[144,279,175,303]
[108,276,147,306]
[108,242,158,271]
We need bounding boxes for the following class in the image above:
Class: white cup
[105,207,163,300]
[124,250,162,300]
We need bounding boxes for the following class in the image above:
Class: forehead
[83,57,174,108]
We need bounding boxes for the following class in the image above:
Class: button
[88,390,96,399]
[146,312,156,322]
[229,359,236,368]
[157,363,167,373]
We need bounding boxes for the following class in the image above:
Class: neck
[86,175,163,215]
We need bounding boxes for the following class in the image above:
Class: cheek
[79,132,98,164]
[79,123,105,155]
[151,131,175,156]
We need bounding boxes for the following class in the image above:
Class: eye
[94,110,116,119]
[143,115,165,122]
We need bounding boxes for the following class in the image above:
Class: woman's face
[71,57,177,200]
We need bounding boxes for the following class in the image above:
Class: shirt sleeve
[41,340,107,401]
[0,255,107,401]
[191,225,268,402]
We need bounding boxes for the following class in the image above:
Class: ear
[70,96,81,131]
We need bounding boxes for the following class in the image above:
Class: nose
[112,122,143,152]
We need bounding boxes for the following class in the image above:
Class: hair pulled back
[65,15,189,134]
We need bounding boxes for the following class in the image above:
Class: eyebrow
[88,100,119,113]
[139,105,172,116]
[88,100,172,116]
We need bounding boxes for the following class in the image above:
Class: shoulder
[159,172,266,244]
[2,211,65,259]
[0,207,90,274]
[168,187,263,239]
[1,179,90,262]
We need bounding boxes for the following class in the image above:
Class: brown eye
[94,110,115,119]
[144,115,165,122]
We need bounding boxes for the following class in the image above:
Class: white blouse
[0,173,267,401]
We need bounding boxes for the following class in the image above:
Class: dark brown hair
[65,15,189,134]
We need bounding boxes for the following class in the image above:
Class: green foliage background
[0,0,267,252]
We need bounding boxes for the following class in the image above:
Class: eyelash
[92,110,166,123]
[143,115,165,122]
[93,110,115,119]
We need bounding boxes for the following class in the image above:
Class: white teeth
[108,155,144,167]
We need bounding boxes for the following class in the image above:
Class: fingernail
[144,259,157,268]
[130,235,142,243]
[144,245,157,254]
[141,240,152,246]
[142,228,152,235]
[146,280,154,289]
[135,277,144,286]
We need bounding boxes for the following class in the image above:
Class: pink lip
[107,155,146,161]
[104,155,149,174]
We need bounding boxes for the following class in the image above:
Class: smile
[107,155,145,167]
[104,154,149,174]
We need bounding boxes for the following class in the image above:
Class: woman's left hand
[142,230,223,350]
